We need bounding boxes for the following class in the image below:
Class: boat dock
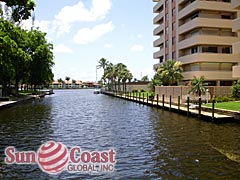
[101,91,237,123]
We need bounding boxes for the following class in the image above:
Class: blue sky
[23,0,157,81]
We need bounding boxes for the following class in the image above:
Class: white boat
[94,89,101,94]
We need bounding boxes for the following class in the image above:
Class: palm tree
[65,76,70,88]
[57,78,63,83]
[149,73,162,92]
[97,58,109,84]
[189,76,208,97]
[157,60,183,85]
[141,75,149,82]
[97,58,109,70]
[115,63,127,91]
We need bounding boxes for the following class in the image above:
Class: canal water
[0,89,239,179]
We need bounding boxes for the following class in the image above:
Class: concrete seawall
[101,90,239,123]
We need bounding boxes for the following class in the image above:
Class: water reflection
[0,89,239,179]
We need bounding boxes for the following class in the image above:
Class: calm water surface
[0,89,240,179]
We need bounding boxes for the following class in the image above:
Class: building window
[221,15,231,19]
[172,52,176,60]
[172,37,176,45]
[165,14,169,21]
[172,22,176,31]
[166,27,169,34]
[222,47,231,54]
[172,8,176,17]
[166,40,169,48]
[165,54,169,60]
[191,46,198,54]
[202,46,218,53]
[191,12,198,20]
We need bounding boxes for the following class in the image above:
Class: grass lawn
[205,101,240,111]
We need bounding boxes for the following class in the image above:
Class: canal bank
[101,90,240,123]
[0,90,54,110]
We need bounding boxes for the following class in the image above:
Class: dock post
[212,99,215,121]
[139,92,140,102]
[178,96,180,112]
[187,96,190,116]
[157,94,159,106]
[152,94,154,105]
[162,94,165,108]
[147,93,148,104]
[198,97,201,118]
[169,95,172,111]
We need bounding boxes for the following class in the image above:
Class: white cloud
[73,22,114,44]
[104,43,113,48]
[55,0,111,23]
[130,44,144,52]
[54,44,73,54]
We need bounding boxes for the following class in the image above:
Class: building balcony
[179,18,232,35]
[154,48,164,59]
[232,18,240,32]
[232,65,240,78]
[153,36,164,47]
[153,0,163,13]
[178,35,239,50]
[182,71,233,81]
[233,41,240,54]
[153,23,164,35]
[232,0,240,9]
[179,1,234,20]
[153,11,164,24]
[178,53,240,65]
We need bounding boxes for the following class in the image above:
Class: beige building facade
[153,0,240,86]
[232,0,240,78]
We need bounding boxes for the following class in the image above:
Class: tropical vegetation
[97,58,133,91]
[149,60,183,91]
[189,76,208,97]
[231,79,240,98]
[0,1,54,97]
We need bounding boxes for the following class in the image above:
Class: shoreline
[101,90,240,123]
[0,90,53,110]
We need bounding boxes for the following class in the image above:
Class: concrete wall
[113,82,150,92]
[155,86,231,101]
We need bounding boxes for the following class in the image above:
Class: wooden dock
[101,91,235,123]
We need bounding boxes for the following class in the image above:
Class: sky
[22,0,157,82]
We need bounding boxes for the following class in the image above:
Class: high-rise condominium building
[153,0,240,86]
[232,0,240,78]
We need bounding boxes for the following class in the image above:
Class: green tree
[28,29,54,91]
[157,60,183,85]
[149,74,162,92]
[97,58,109,71]
[231,80,240,98]
[0,19,31,96]
[189,76,208,97]
[58,78,63,83]
[141,75,149,82]
[1,0,36,23]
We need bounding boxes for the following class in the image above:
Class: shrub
[140,89,145,92]
[132,89,138,93]
[231,80,240,98]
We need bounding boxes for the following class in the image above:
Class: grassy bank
[205,101,240,111]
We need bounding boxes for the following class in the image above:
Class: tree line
[0,0,54,96]
[97,58,133,91]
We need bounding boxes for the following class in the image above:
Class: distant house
[50,80,83,89]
